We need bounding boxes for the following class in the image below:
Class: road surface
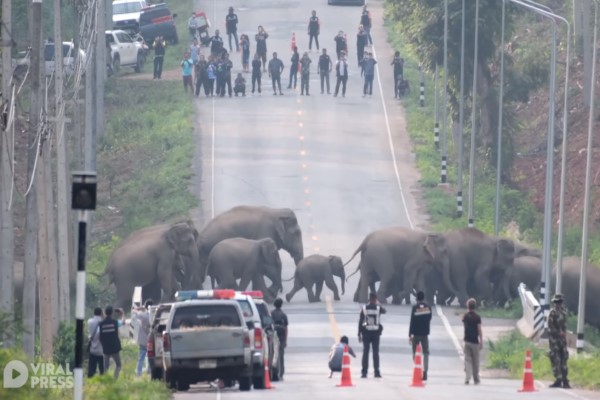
[183,0,599,399]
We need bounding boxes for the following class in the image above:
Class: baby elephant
[285,255,345,303]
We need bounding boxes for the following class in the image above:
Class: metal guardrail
[517,283,544,340]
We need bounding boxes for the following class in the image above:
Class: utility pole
[32,0,54,359]
[440,0,449,185]
[96,0,106,139]
[1,0,15,348]
[54,0,71,322]
[467,0,480,228]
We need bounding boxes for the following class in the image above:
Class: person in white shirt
[132,299,153,377]
[87,307,104,377]
[328,335,356,378]
[334,52,349,97]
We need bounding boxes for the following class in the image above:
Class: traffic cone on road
[410,343,425,387]
[291,32,297,51]
[264,363,274,389]
[336,345,354,387]
[518,349,537,392]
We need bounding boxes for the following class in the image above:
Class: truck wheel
[238,376,252,391]
[176,379,190,392]
[134,53,144,73]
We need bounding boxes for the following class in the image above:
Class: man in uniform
[333,52,348,97]
[271,298,289,380]
[307,10,320,51]
[268,52,285,95]
[548,293,570,388]
[225,7,239,52]
[317,48,332,95]
[358,292,386,378]
[409,291,432,380]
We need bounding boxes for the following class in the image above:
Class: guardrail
[517,283,544,340]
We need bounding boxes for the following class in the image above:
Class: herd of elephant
[100,205,600,329]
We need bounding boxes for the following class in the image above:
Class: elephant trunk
[441,259,459,297]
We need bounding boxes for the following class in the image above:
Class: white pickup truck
[162,299,254,392]
[105,29,147,74]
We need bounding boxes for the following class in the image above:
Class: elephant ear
[424,233,445,260]
[496,238,515,265]
[260,239,278,262]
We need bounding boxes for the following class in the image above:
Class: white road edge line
[435,304,464,360]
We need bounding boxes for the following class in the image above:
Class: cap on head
[105,305,114,316]
[552,293,564,303]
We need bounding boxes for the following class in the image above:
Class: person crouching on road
[234,73,246,96]
[328,335,356,378]
[358,292,386,378]
[409,291,432,381]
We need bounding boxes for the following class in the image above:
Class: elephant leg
[314,281,324,301]
[238,272,253,292]
[252,275,275,303]
[142,280,162,304]
[357,274,370,303]
[285,277,303,302]
[324,274,340,301]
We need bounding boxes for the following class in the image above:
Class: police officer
[409,291,432,381]
[308,10,320,51]
[548,294,570,388]
[358,292,386,378]
[271,298,289,381]
[225,7,239,52]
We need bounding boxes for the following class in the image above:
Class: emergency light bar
[175,289,236,301]
[241,291,264,299]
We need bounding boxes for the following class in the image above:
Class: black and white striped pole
[72,172,97,400]
[433,65,439,150]
[419,64,425,107]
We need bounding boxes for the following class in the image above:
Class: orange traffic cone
[518,349,537,392]
[410,343,425,387]
[291,32,297,51]
[336,345,354,387]
[264,363,274,389]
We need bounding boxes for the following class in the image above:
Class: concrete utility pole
[54,0,71,323]
[467,0,480,228]
[31,0,55,359]
[96,0,106,139]
[440,0,449,184]
[0,0,15,348]
[457,0,466,219]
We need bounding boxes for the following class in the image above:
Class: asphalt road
[183,0,599,399]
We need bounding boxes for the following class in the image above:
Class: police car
[175,290,272,389]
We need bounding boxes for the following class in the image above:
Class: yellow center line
[325,295,340,343]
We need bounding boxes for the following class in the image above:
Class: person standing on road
[360,52,377,97]
[87,307,104,378]
[195,54,208,97]
[240,34,250,72]
[210,30,224,58]
[409,291,432,381]
[190,38,200,65]
[225,7,240,52]
[99,306,122,380]
[255,26,269,71]
[391,51,404,98]
[328,335,356,378]
[356,25,369,66]
[308,10,320,51]
[133,299,153,377]
[358,292,386,378]
[188,12,199,40]
[180,51,194,95]
[288,46,299,89]
[317,48,332,94]
[548,294,570,388]
[221,53,234,97]
[205,57,217,96]
[251,53,262,94]
[300,51,312,96]
[333,51,348,97]
[271,298,289,380]
[360,5,373,45]
[334,31,348,59]
[462,298,482,385]
[268,52,284,95]
[152,35,166,79]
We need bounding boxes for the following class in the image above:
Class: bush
[53,321,75,368]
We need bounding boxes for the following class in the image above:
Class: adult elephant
[207,238,283,303]
[284,255,345,303]
[494,255,542,306]
[100,222,200,309]
[197,206,304,287]
[552,257,600,329]
[344,227,437,304]
[429,228,515,307]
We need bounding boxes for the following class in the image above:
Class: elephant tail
[343,242,365,267]
[346,261,361,282]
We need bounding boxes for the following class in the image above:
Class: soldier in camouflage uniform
[547,293,570,389]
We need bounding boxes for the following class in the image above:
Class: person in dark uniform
[358,292,386,378]
[391,51,404,98]
[251,53,262,94]
[225,7,239,52]
[307,10,320,51]
[333,51,348,97]
[360,5,373,45]
[99,306,122,380]
[194,54,208,97]
[152,35,166,79]
[462,298,482,385]
[255,26,269,71]
[409,291,432,381]
[317,48,332,94]
[271,298,288,381]
[334,31,347,59]
[548,293,570,388]
[288,46,299,89]
[210,30,224,58]
[268,52,285,95]
[356,25,369,67]
[222,53,233,97]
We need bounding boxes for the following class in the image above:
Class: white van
[112,0,148,32]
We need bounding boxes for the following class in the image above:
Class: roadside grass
[0,344,171,400]
[487,330,600,389]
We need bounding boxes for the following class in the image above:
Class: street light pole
[467,0,480,228]
[577,0,598,354]
[457,0,466,218]
[494,0,506,236]
[441,0,449,184]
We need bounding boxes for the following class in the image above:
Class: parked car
[139,3,178,45]
[106,29,147,74]
[43,41,86,77]
[112,0,148,33]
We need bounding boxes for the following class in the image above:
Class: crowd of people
[146,5,408,98]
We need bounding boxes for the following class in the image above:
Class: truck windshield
[113,3,143,15]
[171,305,241,329]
